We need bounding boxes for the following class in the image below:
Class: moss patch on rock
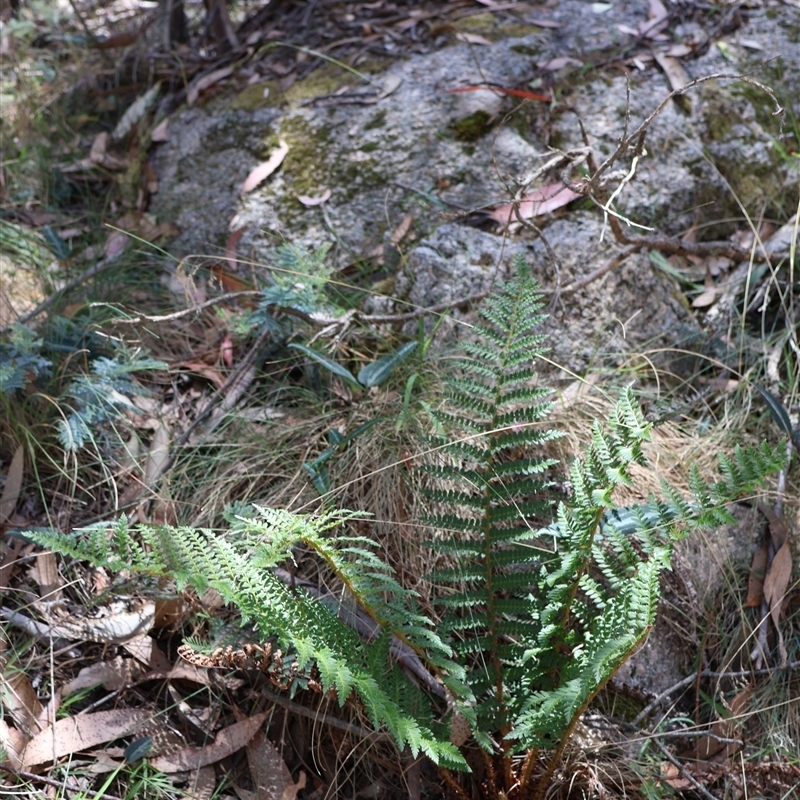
[276,114,387,219]
[228,82,277,112]
[451,109,494,142]
[691,81,796,237]
[229,58,392,113]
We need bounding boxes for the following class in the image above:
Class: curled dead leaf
[148,711,268,772]
[187,66,234,107]
[241,140,289,194]
[297,188,331,207]
[490,183,581,224]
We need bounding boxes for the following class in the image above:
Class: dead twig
[260,686,391,743]
[630,660,800,728]
[561,247,639,294]
[649,737,722,800]
[0,764,124,800]
[589,70,782,192]
[106,291,490,329]
[4,253,124,333]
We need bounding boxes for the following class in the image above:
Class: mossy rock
[695,81,796,233]
[275,115,387,217]
[230,59,391,113]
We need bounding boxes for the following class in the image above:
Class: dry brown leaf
[455,32,492,45]
[187,66,234,107]
[93,30,140,50]
[151,117,169,143]
[89,132,108,163]
[378,74,403,99]
[185,765,217,800]
[764,541,792,667]
[88,132,128,170]
[692,288,717,308]
[120,636,214,685]
[653,52,691,106]
[643,0,670,37]
[144,421,171,485]
[0,671,44,736]
[696,685,751,761]
[389,212,414,246]
[153,595,185,630]
[0,536,25,591]
[220,334,234,367]
[144,160,158,194]
[490,184,581,224]
[0,719,27,768]
[246,729,307,800]
[30,551,62,601]
[665,43,693,57]
[123,634,172,670]
[528,18,562,28]
[177,360,226,389]
[0,444,24,525]
[744,539,769,607]
[536,56,582,71]
[149,711,269,772]
[22,708,153,767]
[104,230,130,259]
[225,224,249,269]
[297,188,331,207]
[62,657,144,697]
[241,141,289,194]
[763,505,790,550]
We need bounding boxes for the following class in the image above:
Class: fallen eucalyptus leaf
[241,140,289,194]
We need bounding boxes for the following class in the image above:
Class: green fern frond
[27,508,467,767]
[422,254,566,733]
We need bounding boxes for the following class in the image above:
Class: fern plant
[421,256,780,796]
[25,257,782,798]
[57,351,167,451]
[28,506,468,768]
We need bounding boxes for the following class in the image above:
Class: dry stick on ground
[259,686,392,744]
[3,252,125,333]
[0,765,125,800]
[649,737,722,800]
[629,659,800,729]
[110,290,491,329]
